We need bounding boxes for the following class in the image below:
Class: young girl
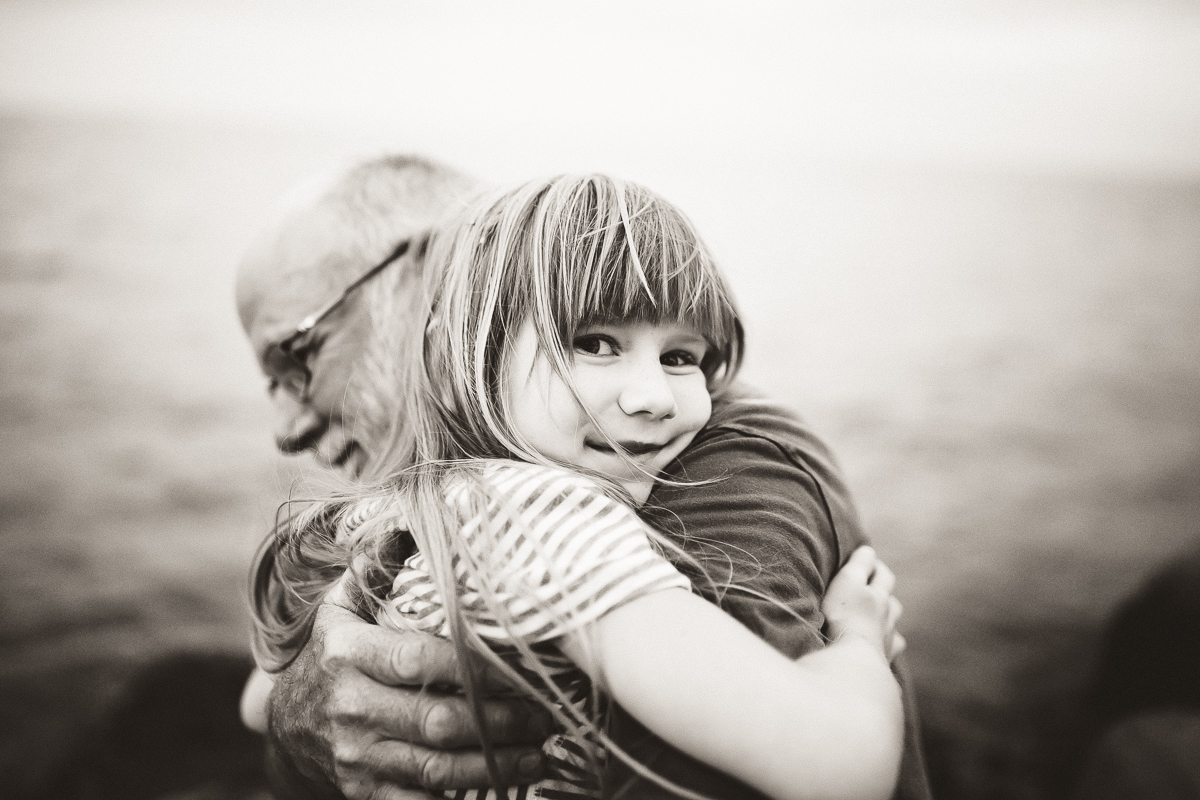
[248,174,904,800]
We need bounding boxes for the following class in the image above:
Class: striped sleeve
[449,461,691,644]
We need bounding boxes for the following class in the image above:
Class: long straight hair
[253,174,747,798]
[423,174,743,468]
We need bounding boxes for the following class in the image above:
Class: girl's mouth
[585,439,666,457]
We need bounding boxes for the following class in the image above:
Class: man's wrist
[265,737,343,800]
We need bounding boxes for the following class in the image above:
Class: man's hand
[267,603,552,799]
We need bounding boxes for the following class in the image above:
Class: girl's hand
[822,546,906,662]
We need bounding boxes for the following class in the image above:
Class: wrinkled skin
[236,163,554,797]
[265,604,552,799]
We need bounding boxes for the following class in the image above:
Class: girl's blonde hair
[423,173,743,469]
[253,174,747,797]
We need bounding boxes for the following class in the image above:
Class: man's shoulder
[672,381,866,561]
[701,382,835,465]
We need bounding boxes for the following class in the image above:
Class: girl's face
[505,318,713,505]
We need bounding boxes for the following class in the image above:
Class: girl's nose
[618,365,678,420]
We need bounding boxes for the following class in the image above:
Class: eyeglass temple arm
[295,239,412,335]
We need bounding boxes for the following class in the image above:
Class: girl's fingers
[826,547,908,660]
[826,547,875,607]
[869,559,896,596]
[884,597,904,661]
[839,546,878,585]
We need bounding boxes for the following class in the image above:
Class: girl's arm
[559,546,904,800]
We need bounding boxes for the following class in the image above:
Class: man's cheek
[342,368,395,447]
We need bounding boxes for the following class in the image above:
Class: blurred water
[2,113,1199,798]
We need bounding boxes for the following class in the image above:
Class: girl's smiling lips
[585,438,670,457]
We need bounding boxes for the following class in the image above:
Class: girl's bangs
[551,192,742,375]
[576,249,738,341]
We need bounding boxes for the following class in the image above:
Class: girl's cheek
[546,377,587,425]
[566,366,611,411]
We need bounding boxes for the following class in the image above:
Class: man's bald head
[237,154,481,477]
[237,154,479,340]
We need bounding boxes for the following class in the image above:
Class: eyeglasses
[272,238,411,400]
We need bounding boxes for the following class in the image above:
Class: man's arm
[265,603,552,799]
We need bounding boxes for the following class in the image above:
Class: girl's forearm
[780,635,905,800]
[564,590,904,800]
[685,634,903,800]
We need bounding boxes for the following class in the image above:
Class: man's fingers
[379,628,463,687]
[319,604,512,692]
[316,605,462,688]
[367,740,545,791]
[355,788,438,800]
[344,679,552,748]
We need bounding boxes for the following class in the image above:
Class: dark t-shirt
[603,383,931,800]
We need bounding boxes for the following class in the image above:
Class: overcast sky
[2,0,1198,179]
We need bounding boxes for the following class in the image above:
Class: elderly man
[236,155,932,800]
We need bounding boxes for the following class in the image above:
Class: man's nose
[272,393,328,454]
[617,362,678,420]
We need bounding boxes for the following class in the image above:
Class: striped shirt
[377,460,691,800]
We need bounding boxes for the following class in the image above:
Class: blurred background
[2,1,1199,797]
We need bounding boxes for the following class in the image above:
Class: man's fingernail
[518,752,544,778]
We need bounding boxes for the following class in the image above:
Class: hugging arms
[238,158,931,800]
[258,389,928,800]
[258,390,922,800]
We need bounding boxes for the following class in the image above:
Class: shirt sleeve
[640,428,848,660]
[447,461,692,644]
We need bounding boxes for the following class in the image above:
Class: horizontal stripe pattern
[378,460,691,800]
[384,461,690,646]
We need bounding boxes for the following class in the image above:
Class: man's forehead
[237,208,361,349]
[236,156,483,363]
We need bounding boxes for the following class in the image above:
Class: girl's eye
[574,334,617,356]
[661,349,702,368]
